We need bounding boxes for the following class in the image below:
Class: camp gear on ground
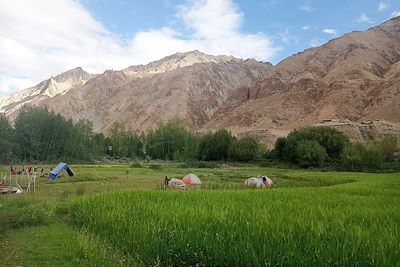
[182,173,201,185]
[49,163,74,180]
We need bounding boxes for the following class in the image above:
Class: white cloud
[0,75,35,95]
[391,11,400,18]
[322,28,337,35]
[309,38,325,48]
[0,0,279,96]
[277,29,298,45]
[357,13,374,23]
[302,26,310,30]
[378,2,388,12]
[299,5,314,12]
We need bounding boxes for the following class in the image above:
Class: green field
[1,164,399,266]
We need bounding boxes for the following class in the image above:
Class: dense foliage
[10,107,106,161]
[272,126,398,170]
[1,107,398,169]
[0,113,14,162]
[0,107,261,163]
[146,119,197,160]
[274,126,349,167]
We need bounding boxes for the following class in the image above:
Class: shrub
[198,129,234,161]
[273,126,349,167]
[375,135,398,161]
[362,144,384,170]
[295,140,328,168]
[341,142,384,171]
[274,137,288,161]
[341,143,365,171]
[149,164,162,170]
[130,161,143,168]
[229,136,260,162]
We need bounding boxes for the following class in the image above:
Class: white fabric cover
[244,177,266,188]
[168,178,187,190]
[182,173,202,185]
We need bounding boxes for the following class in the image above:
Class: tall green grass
[71,177,400,266]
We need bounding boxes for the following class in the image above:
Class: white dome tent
[182,173,201,185]
[244,176,273,188]
[259,175,273,188]
[244,177,265,188]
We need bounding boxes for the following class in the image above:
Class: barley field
[70,170,400,266]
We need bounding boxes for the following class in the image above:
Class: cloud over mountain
[0,0,278,96]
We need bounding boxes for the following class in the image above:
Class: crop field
[1,163,399,266]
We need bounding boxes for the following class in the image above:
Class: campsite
[0,163,399,266]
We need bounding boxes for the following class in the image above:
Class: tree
[146,119,192,160]
[272,126,349,167]
[274,137,288,161]
[376,135,398,161]
[229,136,260,162]
[341,143,365,171]
[0,113,14,162]
[108,122,144,159]
[295,140,328,167]
[198,129,234,161]
[341,142,384,171]
[14,107,73,161]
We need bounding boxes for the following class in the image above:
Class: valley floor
[0,163,399,266]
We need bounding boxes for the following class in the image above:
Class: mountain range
[1,17,399,146]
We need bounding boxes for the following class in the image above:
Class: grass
[0,163,399,266]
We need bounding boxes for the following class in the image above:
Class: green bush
[130,161,143,168]
[375,135,398,160]
[295,140,328,167]
[341,143,365,171]
[229,136,260,162]
[198,129,234,161]
[149,164,162,170]
[273,127,349,167]
[341,142,384,171]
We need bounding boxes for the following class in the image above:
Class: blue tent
[49,163,74,180]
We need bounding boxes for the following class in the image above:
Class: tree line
[0,107,262,163]
[1,107,398,171]
[268,126,399,171]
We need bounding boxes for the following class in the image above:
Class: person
[11,166,17,175]
[164,176,170,189]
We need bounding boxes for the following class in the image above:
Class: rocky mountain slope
[0,67,95,118]
[2,17,399,145]
[206,17,400,144]
[37,51,270,132]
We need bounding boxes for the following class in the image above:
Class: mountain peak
[122,51,242,78]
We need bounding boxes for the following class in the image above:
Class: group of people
[10,166,44,175]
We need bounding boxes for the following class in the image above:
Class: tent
[182,173,201,185]
[259,176,273,188]
[49,163,74,180]
[244,177,266,188]
[168,178,187,190]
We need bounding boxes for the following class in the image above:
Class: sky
[0,0,399,96]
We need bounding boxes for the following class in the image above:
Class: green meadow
[0,164,399,266]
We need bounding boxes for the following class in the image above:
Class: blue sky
[82,0,400,63]
[0,0,399,96]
